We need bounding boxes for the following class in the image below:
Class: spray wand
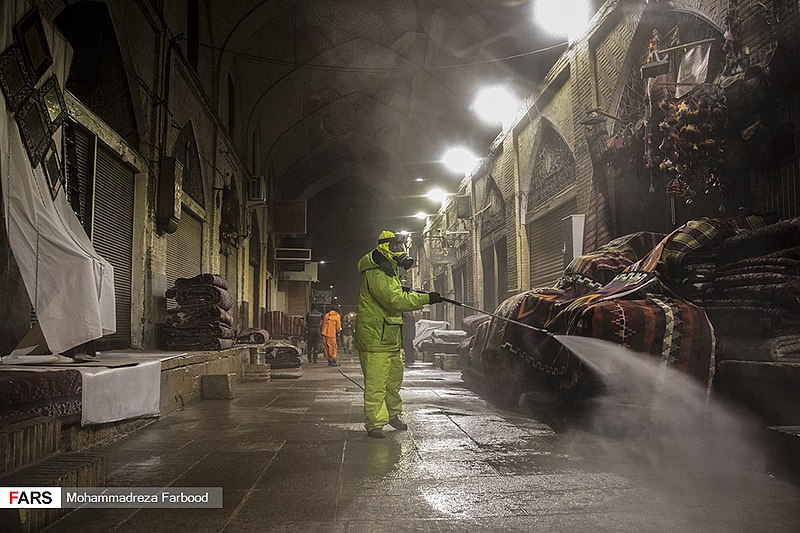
[333,293,558,391]
[437,296,555,338]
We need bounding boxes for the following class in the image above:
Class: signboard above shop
[430,246,457,265]
[311,289,332,306]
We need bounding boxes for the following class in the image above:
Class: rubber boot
[367,428,385,439]
[388,416,408,430]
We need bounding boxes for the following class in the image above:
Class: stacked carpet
[262,340,302,369]
[478,215,779,395]
[702,218,800,359]
[164,274,235,350]
[557,231,665,295]
[717,334,800,362]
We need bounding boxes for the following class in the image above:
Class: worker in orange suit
[321,307,342,366]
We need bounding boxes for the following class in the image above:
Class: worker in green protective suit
[355,230,443,438]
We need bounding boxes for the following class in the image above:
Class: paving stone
[44,361,800,532]
[201,373,237,399]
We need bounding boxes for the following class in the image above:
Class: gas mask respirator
[380,233,414,270]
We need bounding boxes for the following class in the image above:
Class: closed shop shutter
[166,209,203,309]
[73,125,94,230]
[528,198,577,289]
[452,265,465,328]
[93,144,135,348]
[481,244,496,312]
[245,265,255,328]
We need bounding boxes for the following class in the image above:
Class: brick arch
[527,119,576,211]
[611,2,725,129]
[172,122,205,207]
[54,1,142,148]
[480,174,506,236]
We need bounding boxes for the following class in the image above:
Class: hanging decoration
[653,91,727,203]
[219,181,245,253]
[722,0,744,76]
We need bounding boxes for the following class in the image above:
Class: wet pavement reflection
[48,360,800,532]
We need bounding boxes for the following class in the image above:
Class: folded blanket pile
[717,334,800,361]
[164,273,235,351]
[174,273,229,290]
[703,217,800,337]
[262,340,302,369]
[165,285,233,310]
[165,306,234,328]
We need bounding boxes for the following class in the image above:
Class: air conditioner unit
[274,248,312,261]
[280,262,319,282]
[248,175,266,205]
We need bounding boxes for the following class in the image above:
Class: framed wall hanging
[0,44,34,112]
[15,7,53,85]
[38,74,67,134]
[43,141,64,200]
[16,93,50,168]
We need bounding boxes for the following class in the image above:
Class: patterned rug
[0,370,82,427]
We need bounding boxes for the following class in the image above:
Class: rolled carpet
[168,285,233,311]
[165,337,235,351]
[166,307,234,327]
[165,323,235,340]
[174,273,229,290]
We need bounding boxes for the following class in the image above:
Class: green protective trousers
[358,350,404,430]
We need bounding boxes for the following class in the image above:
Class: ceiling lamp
[426,188,447,204]
[442,147,478,175]
[535,0,589,40]
[415,212,427,219]
[473,87,519,127]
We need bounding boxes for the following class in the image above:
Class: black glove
[427,291,443,304]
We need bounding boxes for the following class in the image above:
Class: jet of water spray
[555,334,764,487]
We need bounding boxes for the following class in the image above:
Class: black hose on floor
[335,356,365,391]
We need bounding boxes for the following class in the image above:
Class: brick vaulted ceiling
[214,0,570,201]
[207,0,586,298]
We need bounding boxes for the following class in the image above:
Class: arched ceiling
[204,0,601,301]
[212,0,580,196]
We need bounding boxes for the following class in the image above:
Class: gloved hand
[427,291,443,304]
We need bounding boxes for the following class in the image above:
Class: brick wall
[425,0,800,311]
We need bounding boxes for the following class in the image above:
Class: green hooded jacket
[355,249,430,352]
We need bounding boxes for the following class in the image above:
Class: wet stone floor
[49,359,800,532]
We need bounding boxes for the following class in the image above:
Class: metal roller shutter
[93,144,135,348]
[166,210,203,309]
[73,126,94,230]
[528,199,577,289]
[246,265,255,328]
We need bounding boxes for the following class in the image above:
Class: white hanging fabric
[676,44,711,99]
[1,0,116,354]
